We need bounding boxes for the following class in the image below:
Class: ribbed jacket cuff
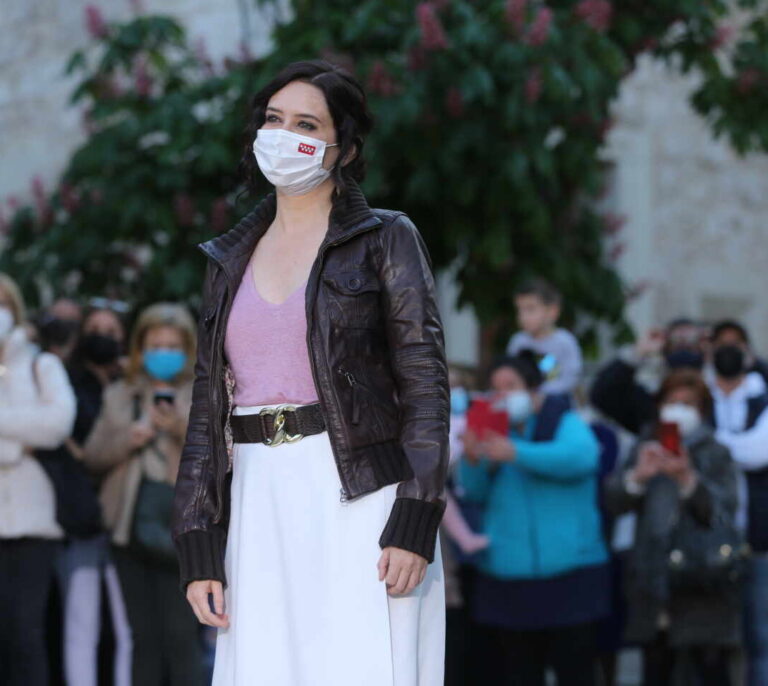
[174,528,228,593]
[379,497,444,563]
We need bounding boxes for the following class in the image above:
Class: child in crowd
[506,278,583,396]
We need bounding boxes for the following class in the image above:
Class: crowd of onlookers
[443,279,768,685]
[0,273,211,686]
[2,264,767,686]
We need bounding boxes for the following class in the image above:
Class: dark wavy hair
[240,60,373,197]
[487,350,545,390]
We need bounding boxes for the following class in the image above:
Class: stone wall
[3,4,768,358]
[0,0,270,203]
[606,56,768,352]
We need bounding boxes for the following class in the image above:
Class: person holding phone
[459,352,609,685]
[605,369,741,685]
[83,303,203,686]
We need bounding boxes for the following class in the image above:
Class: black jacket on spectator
[604,427,740,647]
[590,359,657,435]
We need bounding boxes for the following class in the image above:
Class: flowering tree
[2,0,767,356]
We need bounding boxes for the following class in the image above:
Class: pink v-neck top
[224,263,319,406]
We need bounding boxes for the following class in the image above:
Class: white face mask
[0,307,14,339]
[253,129,339,196]
[660,403,702,437]
[504,390,534,424]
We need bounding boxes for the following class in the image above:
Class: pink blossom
[525,68,543,103]
[174,194,196,227]
[505,0,528,36]
[84,5,108,39]
[737,68,761,94]
[574,0,612,33]
[526,6,553,46]
[445,87,464,118]
[608,242,625,262]
[7,196,20,211]
[134,57,153,97]
[367,60,398,97]
[710,25,734,50]
[416,3,450,51]
[59,183,81,213]
[210,198,230,235]
[602,212,626,236]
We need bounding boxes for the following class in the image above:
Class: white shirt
[709,371,768,531]
[0,328,76,539]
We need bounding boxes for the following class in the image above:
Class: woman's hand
[149,403,185,439]
[631,442,663,486]
[186,579,229,628]
[480,431,517,463]
[128,422,155,450]
[658,446,697,492]
[460,428,483,465]
[378,547,427,596]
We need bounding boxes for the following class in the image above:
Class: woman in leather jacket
[170,60,450,685]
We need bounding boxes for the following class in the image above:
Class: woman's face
[84,309,124,343]
[142,324,184,353]
[261,80,341,170]
[662,386,700,412]
[490,366,528,394]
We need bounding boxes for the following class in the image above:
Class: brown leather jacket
[171,180,450,590]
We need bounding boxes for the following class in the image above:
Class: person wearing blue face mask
[83,303,203,686]
[459,351,610,685]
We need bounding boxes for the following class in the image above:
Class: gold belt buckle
[259,404,304,447]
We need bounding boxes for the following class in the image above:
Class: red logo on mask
[298,142,316,155]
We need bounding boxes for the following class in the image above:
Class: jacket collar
[198,178,380,275]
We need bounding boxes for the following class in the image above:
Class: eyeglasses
[88,297,130,314]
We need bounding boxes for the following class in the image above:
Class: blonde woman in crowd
[0,273,76,686]
[84,303,204,686]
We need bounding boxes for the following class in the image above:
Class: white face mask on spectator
[0,307,14,339]
[505,390,534,424]
[660,403,701,437]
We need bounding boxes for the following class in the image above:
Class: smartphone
[658,421,682,456]
[466,396,509,439]
[153,389,175,406]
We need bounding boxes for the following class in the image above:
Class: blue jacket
[459,398,607,579]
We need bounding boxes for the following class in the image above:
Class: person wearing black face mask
[707,331,768,686]
[80,332,122,367]
[37,306,131,686]
[590,319,705,435]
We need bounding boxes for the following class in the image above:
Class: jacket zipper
[337,367,362,425]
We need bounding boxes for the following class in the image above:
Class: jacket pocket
[336,365,400,447]
[322,269,381,329]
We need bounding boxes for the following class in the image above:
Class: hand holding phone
[153,389,175,406]
[466,397,509,441]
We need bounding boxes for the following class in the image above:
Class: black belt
[230,403,326,447]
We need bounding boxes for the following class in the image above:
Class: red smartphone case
[466,397,509,439]
[658,421,682,456]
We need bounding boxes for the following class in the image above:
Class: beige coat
[83,375,192,546]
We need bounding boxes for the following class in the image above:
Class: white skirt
[211,403,445,686]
